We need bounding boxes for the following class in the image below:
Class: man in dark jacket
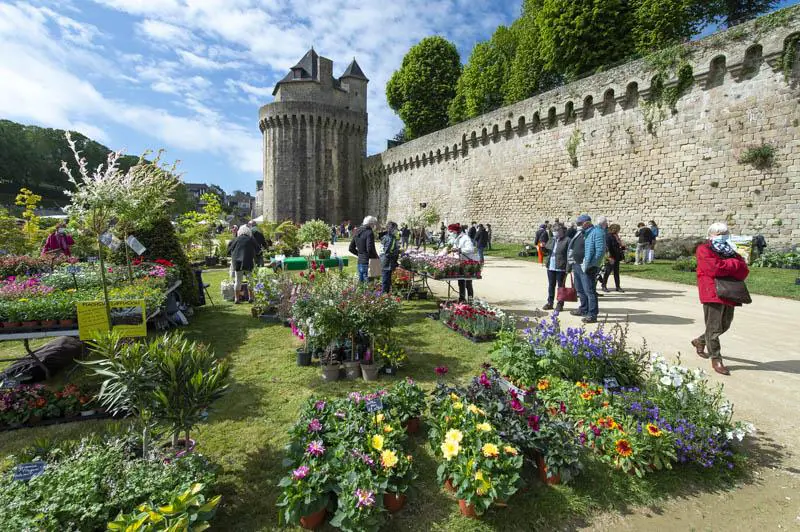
[228,225,258,303]
[567,216,589,317]
[248,221,268,266]
[474,224,489,263]
[380,221,400,294]
[635,222,654,265]
[354,216,379,282]
[467,222,477,241]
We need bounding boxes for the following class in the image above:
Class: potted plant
[0,300,22,329]
[277,463,332,529]
[342,337,363,381]
[382,450,417,513]
[360,348,380,381]
[18,300,40,329]
[320,346,340,382]
[57,296,77,329]
[376,342,407,376]
[40,297,59,330]
[329,473,385,531]
[298,219,332,259]
[387,378,426,434]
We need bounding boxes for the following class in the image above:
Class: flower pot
[321,364,340,382]
[59,319,76,329]
[444,478,456,493]
[535,454,561,485]
[41,320,58,330]
[382,364,397,376]
[297,349,312,366]
[361,363,380,381]
[80,409,96,417]
[403,416,420,435]
[20,320,40,329]
[299,506,327,530]
[458,499,478,518]
[343,361,361,380]
[383,492,407,513]
[28,414,42,425]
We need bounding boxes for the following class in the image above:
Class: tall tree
[705,0,780,27]
[633,0,708,54]
[536,0,636,79]
[504,15,561,105]
[386,36,462,139]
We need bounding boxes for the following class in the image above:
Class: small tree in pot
[298,219,332,259]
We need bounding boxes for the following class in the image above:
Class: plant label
[14,461,45,481]
[603,377,620,390]
[99,232,122,251]
[125,235,147,256]
[0,377,19,389]
[534,347,547,357]
[365,398,384,413]
[67,265,81,274]
[87,256,98,263]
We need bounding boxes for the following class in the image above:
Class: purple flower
[527,414,540,432]
[478,372,491,388]
[355,488,375,508]
[435,366,449,376]
[334,410,346,419]
[306,440,325,457]
[510,398,525,413]
[406,377,415,385]
[579,432,587,445]
[314,400,326,411]
[292,465,310,480]
[308,418,322,432]
[349,391,363,403]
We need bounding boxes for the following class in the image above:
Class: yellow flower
[503,446,518,456]
[646,423,662,437]
[476,422,492,432]
[474,470,484,481]
[441,440,460,460]
[383,425,393,433]
[381,449,399,469]
[482,443,499,458]
[373,413,384,424]
[19,298,28,303]
[406,454,413,462]
[537,379,550,391]
[467,404,480,415]
[371,434,384,451]
[452,401,463,410]
[450,392,459,401]
[445,429,463,444]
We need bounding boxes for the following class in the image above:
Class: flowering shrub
[439,299,511,340]
[277,382,420,530]
[0,383,91,427]
[0,276,54,300]
[0,254,75,277]
[399,251,482,279]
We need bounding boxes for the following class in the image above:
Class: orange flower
[615,439,633,457]
[537,379,550,391]
[602,401,609,408]
[646,423,662,437]
[575,381,589,388]
[580,392,594,401]
[35,397,46,408]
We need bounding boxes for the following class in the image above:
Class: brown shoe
[712,359,730,376]
[542,303,554,310]
[691,339,708,359]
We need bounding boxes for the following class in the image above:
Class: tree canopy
[386,36,462,139]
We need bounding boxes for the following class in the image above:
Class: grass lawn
[0,268,756,531]
[487,242,800,301]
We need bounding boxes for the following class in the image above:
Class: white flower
[671,374,683,388]
[725,430,734,441]
[660,375,672,387]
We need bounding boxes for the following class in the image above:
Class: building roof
[273,48,319,95]
[341,59,368,81]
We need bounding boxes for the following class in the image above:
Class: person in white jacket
[447,223,478,302]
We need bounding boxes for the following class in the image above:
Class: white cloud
[175,49,241,70]
[137,18,193,46]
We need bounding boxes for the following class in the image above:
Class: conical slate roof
[341,59,368,81]
[272,48,319,95]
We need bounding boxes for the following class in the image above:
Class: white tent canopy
[252,215,265,223]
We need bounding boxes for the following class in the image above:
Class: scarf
[710,238,738,258]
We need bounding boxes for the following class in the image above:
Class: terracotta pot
[444,478,456,493]
[403,416,420,435]
[458,499,478,518]
[21,321,39,329]
[383,492,407,513]
[59,319,76,329]
[535,454,561,485]
[299,506,327,530]
[41,320,58,329]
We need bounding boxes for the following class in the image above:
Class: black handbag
[715,277,752,304]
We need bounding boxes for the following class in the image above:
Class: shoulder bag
[715,277,752,305]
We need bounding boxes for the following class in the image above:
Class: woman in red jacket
[691,223,749,375]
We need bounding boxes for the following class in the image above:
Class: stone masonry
[363,10,800,244]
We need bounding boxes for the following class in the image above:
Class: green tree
[14,187,43,250]
[704,0,779,27]
[633,0,707,54]
[386,36,462,139]
[0,207,26,254]
[504,14,561,104]
[536,0,635,79]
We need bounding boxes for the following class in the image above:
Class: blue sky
[0,0,796,195]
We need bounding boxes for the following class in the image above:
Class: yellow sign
[77,299,147,340]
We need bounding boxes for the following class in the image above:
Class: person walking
[330,224,338,245]
[400,224,411,249]
[534,223,549,265]
[248,221,267,267]
[467,222,477,242]
[543,223,569,311]
[380,221,400,294]
[41,222,74,257]
[474,224,489,263]
[647,220,659,263]
[353,216,379,282]
[580,216,608,324]
[447,223,477,302]
[690,223,749,375]
[228,225,258,304]
[567,217,588,317]
[486,223,493,250]
[601,223,626,292]
[635,222,654,265]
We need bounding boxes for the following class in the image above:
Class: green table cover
[281,257,349,270]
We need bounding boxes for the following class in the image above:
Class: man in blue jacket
[581,215,608,323]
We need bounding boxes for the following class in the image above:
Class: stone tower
[258,49,368,223]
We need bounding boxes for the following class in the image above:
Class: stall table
[279,257,349,271]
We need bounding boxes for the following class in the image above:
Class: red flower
[434,366,448,376]
[527,414,540,431]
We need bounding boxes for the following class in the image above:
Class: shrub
[753,249,800,269]
[738,143,775,169]
[672,255,698,272]
[654,237,705,260]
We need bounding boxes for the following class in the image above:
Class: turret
[340,59,369,113]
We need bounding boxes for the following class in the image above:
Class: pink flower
[510,398,525,413]
[434,366,448,376]
[308,418,322,432]
[528,414,540,432]
[306,440,325,457]
[478,372,491,388]
[292,465,310,480]
[355,488,375,508]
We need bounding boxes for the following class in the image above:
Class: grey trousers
[695,303,735,360]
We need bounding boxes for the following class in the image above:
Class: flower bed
[439,300,511,342]
[399,251,482,280]
[0,436,218,531]
[0,254,76,278]
[0,383,94,429]
[277,380,425,530]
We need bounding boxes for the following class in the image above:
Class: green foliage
[738,143,775,168]
[633,0,707,54]
[14,187,44,249]
[386,36,462,139]
[566,129,581,166]
[642,46,695,133]
[753,250,800,269]
[672,255,698,271]
[0,207,26,254]
[0,437,215,531]
[504,16,561,104]
[273,221,301,257]
[781,34,799,80]
[298,219,331,247]
[707,0,780,28]
[108,483,221,532]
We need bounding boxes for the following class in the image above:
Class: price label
[87,256,98,263]
[67,266,81,274]
[603,377,620,389]
[0,377,19,390]
[365,398,384,413]
[14,461,45,481]
[534,347,547,357]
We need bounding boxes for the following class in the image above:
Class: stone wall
[364,12,800,244]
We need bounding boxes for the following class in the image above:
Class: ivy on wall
[641,46,695,134]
